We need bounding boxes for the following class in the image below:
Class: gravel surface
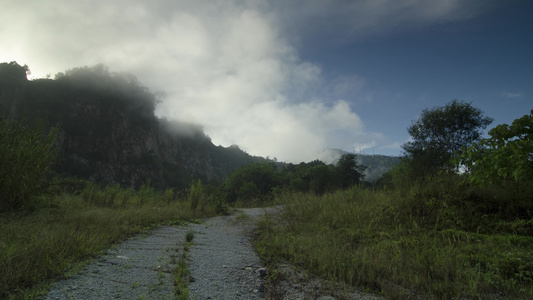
[42,225,189,300]
[41,208,272,300]
[187,208,270,299]
[42,206,380,300]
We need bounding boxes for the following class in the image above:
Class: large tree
[402,100,493,175]
[335,153,366,188]
[458,109,533,185]
[223,162,281,202]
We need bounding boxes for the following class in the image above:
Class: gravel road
[42,208,272,300]
[42,207,380,299]
[43,225,188,299]
[187,208,271,299]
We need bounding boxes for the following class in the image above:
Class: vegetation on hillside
[1,62,268,189]
[0,113,220,298]
[255,103,533,299]
[458,109,533,185]
[218,153,367,206]
[0,119,57,212]
[3,61,531,298]
[402,99,493,177]
[0,179,219,299]
[0,120,220,298]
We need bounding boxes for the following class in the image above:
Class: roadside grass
[254,184,533,299]
[0,181,216,299]
[174,230,194,300]
[230,211,251,225]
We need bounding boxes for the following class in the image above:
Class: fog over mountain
[0,62,270,189]
[2,0,530,163]
[317,148,401,182]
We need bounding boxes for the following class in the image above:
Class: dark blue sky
[298,1,533,155]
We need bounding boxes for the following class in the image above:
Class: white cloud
[380,142,403,151]
[501,92,523,99]
[0,0,497,162]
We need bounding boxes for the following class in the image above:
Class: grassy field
[3,173,531,299]
[0,181,217,299]
[255,179,533,299]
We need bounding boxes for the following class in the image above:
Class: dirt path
[187,208,270,299]
[43,225,188,299]
[42,208,271,300]
[42,207,380,299]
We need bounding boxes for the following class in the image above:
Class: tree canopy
[402,100,493,175]
[335,153,366,188]
[457,109,533,185]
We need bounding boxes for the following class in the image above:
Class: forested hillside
[317,148,401,182]
[0,61,400,189]
[0,62,266,189]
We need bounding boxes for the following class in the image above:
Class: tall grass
[255,181,533,299]
[0,119,57,212]
[0,181,217,299]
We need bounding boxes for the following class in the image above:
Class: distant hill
[317,148,401,182]
[0,62,267,189]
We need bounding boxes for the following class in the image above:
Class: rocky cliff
[0,62,264,189]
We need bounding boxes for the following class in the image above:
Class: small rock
[257,267,267,277]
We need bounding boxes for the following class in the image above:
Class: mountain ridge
[1,62,400,188]
[0,62,267,189]
[317,148,401,182]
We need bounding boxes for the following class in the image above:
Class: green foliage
[458,109,533,185]
[174,231,193,300]
[374,158,411,190]
[0,182,218,299]
[402,100,493,176]
[256,177,533,298]
[2,61,274,189]
[335,153,366,188]
[357,154,401,182]
[281,155,367,195]
[284,160,329,193]
[237,181,260,200]
[304,164,334,194]
[188,179,203,212]
[0,118,57,212]
[220,154,367,204]
[223,162,281,203]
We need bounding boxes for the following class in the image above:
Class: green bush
[458,109,533,185]
[188,179,202,213]
[256,186,533,298]
[0,119,57,212]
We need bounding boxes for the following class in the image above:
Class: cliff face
[0,62,27,120]
[0,62,263,189]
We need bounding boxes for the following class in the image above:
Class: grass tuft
[0,182,216,299]
[175,230,194,299]
[255,184,533,299]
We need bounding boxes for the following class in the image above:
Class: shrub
[0,118,57,212]
[188,179,202,212]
